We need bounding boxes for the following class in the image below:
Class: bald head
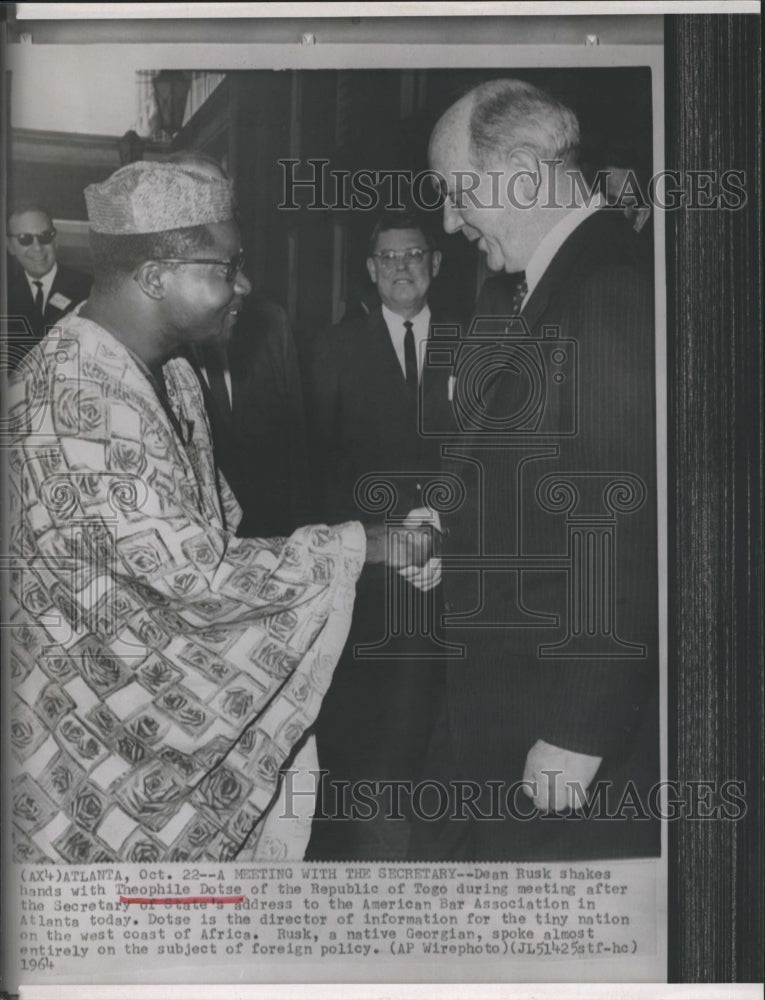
[471,79,578,168]
[429,79,582,274]
[428,93,472,182]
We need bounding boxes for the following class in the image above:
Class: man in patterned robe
[8,161,428,864]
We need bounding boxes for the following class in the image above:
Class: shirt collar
[25,262,57,298]
[381,302,431,340]
[523,195,605,303]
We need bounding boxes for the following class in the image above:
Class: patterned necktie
[511,274,528,315]
[32,280,44,331]
[403,320,418,394]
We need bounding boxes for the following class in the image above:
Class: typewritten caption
[14,861,656,981]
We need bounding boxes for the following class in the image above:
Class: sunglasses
[9,229,57,246]
[153,249,246,283]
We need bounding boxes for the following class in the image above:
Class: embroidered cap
[85,161,234,235]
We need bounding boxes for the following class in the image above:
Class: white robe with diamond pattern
[8,313,364,864]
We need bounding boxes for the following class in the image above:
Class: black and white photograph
[1,3,761,997]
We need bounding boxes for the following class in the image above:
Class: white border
[17,984,765,999]
[13,2,763,20]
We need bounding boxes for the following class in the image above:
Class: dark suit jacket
[311,306,456,525]
[307,306,457,785]
[440,209,659,858]
[6,261,91,368]
[193,295,310,538]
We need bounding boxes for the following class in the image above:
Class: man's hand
[397,507,443,590]
[522,739,603,813]
[398,558,442,592]
[364,522,433,568]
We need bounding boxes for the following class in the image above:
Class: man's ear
[506,147,542,207]
[430,249,442,279]
[366,256,378,286]
[133,261,167,300]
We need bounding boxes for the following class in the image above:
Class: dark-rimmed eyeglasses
[372,248,431,269]
[153,249,245,283]
[8,229,57,246]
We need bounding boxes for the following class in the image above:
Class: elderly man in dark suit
[410,78,659,861]
[6,204,91,368]
[306,210,456,860]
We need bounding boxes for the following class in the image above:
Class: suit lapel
[421,315,453,414]
[519,272,552,332]
[15,273,35,313]
[367,308,410,398]
[205,373,234,434]
[12,272,41,326]
[521,208,608,330]
[179,345,232,437]
[475,211,607,424]
[44,269,71,324]
[227,337,247,430]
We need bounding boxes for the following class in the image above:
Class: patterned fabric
[85,161,233,235]
[8,313,365,864]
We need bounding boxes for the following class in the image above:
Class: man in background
[306,210,455,860]
[193,292,310,538]
[6,203,91,368]
[164,151,310,538]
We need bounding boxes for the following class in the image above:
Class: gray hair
[468,79,580,169]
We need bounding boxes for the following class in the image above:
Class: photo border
[0,4,761,993]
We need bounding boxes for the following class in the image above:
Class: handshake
[364,508,443,592]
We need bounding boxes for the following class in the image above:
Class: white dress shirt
[25,263,57,312]
[382,303,431,380]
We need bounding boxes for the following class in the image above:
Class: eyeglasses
[372,248,431,268]
[153,249,245,283]
[8,229,57,246]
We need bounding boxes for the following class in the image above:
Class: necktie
[403,320,418,394]
[511,274,528,315]
[33,280,44,332]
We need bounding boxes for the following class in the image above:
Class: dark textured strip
[665,13,763,983]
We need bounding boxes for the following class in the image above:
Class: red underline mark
[120,895,245,905]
